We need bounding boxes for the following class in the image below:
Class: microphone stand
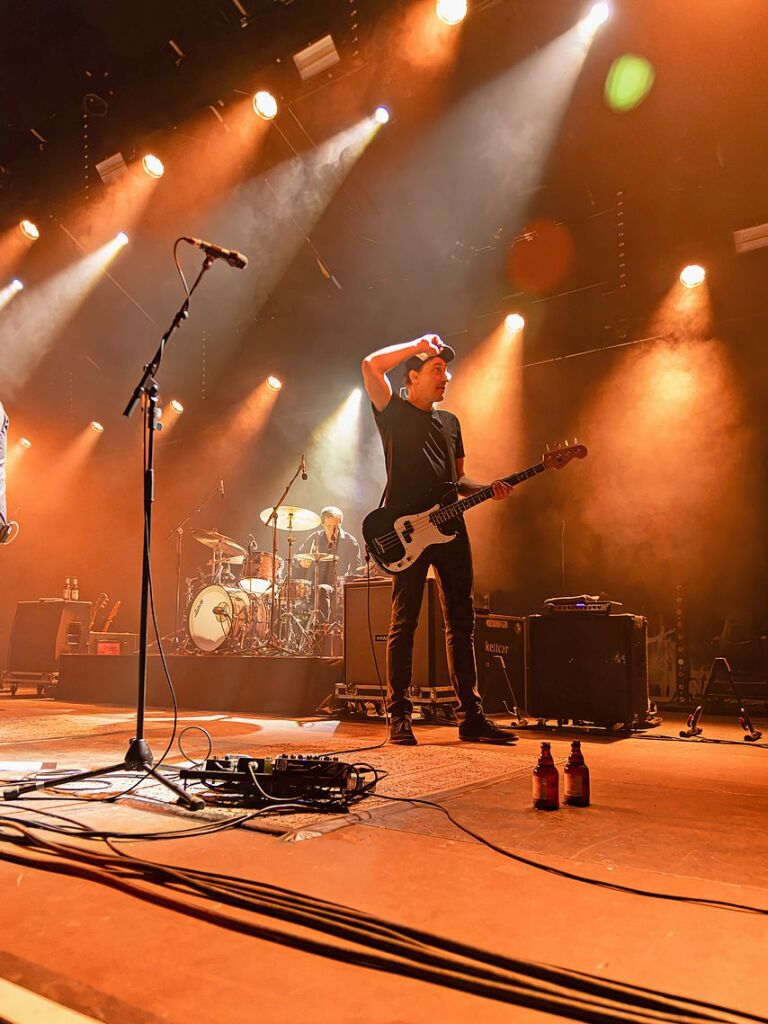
[4,252,217,809]
[265,457,305,650]
[166,479,222,652]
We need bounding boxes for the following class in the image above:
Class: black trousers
[386,525,483,720]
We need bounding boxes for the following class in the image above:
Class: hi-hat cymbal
[259,506,321,531]
[190,527,246,559]
[294,551,338,565]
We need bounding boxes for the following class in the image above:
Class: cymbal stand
[166,479,222,653]
[280,514,311,651]
[264,455,306,652]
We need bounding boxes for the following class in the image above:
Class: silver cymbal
[190,527,246,559]
[259,506,321,531]
[294,552,339,565]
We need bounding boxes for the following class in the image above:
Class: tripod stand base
[3,738,205,810]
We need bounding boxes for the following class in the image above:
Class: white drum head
[188,585,247,652]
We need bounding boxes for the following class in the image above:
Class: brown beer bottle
[563,740,590,807]
[532,741,559,810]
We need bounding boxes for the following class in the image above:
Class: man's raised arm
[361,334,445,412]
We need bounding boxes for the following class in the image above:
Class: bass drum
[188,584,250,653]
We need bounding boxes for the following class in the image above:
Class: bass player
[361,334,516,745]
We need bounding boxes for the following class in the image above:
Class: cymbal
[294,551,338,565]
[259,506,321,531]
[190,527,246,559]
[204,556,244,567]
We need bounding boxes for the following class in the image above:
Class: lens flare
[170,399,184,414]
[142,154,165,178]
[373,106,391,125]
[90,420,105,433]
[436,0,468,26]
[19,437,32,448]
[253,90,278,120]
[266,376,283,392]
[19,219,40,240]
[504,313,526,334]
[680,264,706,289]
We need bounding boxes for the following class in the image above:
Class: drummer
[295,506,362,587]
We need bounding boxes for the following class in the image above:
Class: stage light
[90,420,104,433]
[373,106,391,125]
[253,90,278,120]
[266,375,283,392]
[19,437,32,448]
[586,2,610,28]
[504,313,526,334]
[11,278,23,292]
[115,231,129,246]
[169,399,184,414]
[680,264,706,289]
[436,0,468,26]
[20,219,39,241]
[142,154,165,179]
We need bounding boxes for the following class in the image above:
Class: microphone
[219,478,225,497]
[183,237,248,270]
[300,454,307,480]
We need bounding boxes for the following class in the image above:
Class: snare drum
[239,551,283,595]
[188,584,250,653]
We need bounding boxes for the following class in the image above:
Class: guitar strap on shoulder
[436,412,458,486]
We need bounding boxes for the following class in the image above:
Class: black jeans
[386,525,483,720]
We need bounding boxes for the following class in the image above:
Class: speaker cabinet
[526,613,648,725]
[7,599,91,674]
[343,578,448,688]
[475,613,525,714]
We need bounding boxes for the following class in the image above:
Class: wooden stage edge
[56,654,343,718]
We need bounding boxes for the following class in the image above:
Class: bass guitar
[363,442,587,574]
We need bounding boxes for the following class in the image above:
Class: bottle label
[566,776,582,798]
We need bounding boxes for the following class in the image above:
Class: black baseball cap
[402,344,456,377]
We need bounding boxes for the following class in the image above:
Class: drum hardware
[260,475,321,652]
[187,583,269,653]
[296,551,340,654]
[166,479,239,654]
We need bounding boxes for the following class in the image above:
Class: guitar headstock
[543,440,588,470]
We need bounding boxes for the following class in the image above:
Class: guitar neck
[432,462,547,524]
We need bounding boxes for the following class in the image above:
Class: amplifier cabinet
[7,599,92,674]
[475,614,525,714]
[343,578,448,688]
[526,613,649,726]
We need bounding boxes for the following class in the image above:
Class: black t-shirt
[296,527,362,585]
[373,395,464,511]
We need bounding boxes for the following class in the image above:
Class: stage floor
[0,696,766,1023]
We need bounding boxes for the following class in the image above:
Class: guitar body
[362,494,460,574]
[363,443,587,575]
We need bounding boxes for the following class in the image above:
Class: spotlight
[436,0,468,26]
[680,264,706,289]
[142,154,165,179]
[20,219,40,240]
[19,437,32,448]
[266,376,283,392]
[169,399,184,414]
[373,106,391,125]
[586,2,610,27]
[253,90,278,120]
[504,313,526,334]
[115,232,129,246]
[90,420,105,433]
[11,279,23,293]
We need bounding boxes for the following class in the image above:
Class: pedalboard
[179,753,374,808]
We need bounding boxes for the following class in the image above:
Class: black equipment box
[343,577,449,688]
[475,613,525,714]
[526,613,649,726]
[2,599,91,693]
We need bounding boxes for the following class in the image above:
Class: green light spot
[604,54,655,113]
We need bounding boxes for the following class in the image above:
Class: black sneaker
[389,715,417,745]
[459,716,518,744]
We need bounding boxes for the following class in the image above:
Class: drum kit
[184,506,363,655]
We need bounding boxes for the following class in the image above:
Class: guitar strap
[435,412,458,488]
